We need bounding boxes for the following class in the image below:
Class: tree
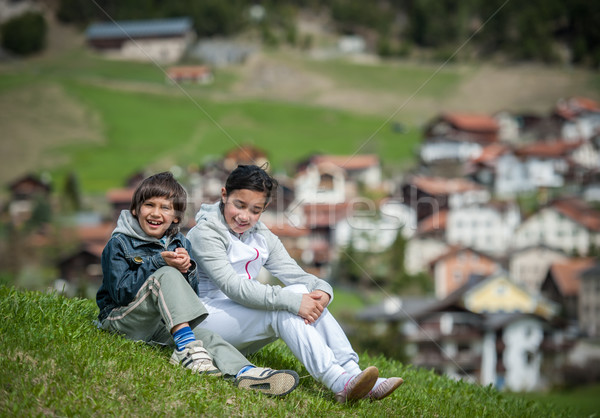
[63,172,82,213]
[1,12,47,56]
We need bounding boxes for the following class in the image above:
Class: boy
[96,171,299,396]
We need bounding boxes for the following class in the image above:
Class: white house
[446,201,521,256]
[420,138,483,164]
[294,161,348,205]
[508,246,568,294]
[405,236,450,275]
[481,315,546,391]
[494,151,535,198]
[512,197,600,256]
[85,17,196,63]
[334,199,417,253]
[379,199,417,238]
[493,111,521,143]
[555,97,600,143]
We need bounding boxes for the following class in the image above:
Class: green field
[0,49,429,192]
[2,39,599,193]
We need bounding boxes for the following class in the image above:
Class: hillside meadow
[0,285,584,417]
[1,39,599,193]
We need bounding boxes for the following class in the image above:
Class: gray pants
[101,266,251,376]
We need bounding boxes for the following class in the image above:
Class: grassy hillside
[0,285,581,417]
[2,35,599,193]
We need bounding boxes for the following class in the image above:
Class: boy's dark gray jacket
[96,210,199,322]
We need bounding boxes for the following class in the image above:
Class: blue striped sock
[236,365,255,378]
[173,326,195,351]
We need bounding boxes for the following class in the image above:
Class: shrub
[1,11,47,56]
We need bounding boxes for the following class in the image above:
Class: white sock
[331,372,353,393]
[371,377,386,391]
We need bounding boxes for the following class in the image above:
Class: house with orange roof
[512,197,600,256]
[554,97,600,143]
[540,258,596,321]
[446,201,520,256]
[469,137,594,198]
[308,154,382,189]
[54,221,115,298]
[166,65,213,84]
[419,112,500,166]
[106,187,135,221]
[401,175,489,222]
[278,202,353,274]
[508,245,568,294]
[429,246,503,299]
[425,112,500,144]
[223,144,269,172]
[6,173,52,225]
[515,140,583,188]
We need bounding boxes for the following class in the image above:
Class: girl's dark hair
[130,171,187,237]
[223,164,278,203]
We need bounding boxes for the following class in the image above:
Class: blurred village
[1,13,600,395]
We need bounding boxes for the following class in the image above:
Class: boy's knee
[151,266,185,283]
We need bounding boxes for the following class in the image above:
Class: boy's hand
[161,248,191,273]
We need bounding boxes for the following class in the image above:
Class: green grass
[41,78,420,192]
[287,52,466,97]
[504,385,600,418]
[0,48,428,193]
[0,285,583,417]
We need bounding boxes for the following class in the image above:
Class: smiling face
[221,188,268,234]
[132,196,179,239]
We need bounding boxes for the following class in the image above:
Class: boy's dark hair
[224,164,278,204]
[130,171,187,237]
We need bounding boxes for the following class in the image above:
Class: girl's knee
[283,284,309,294]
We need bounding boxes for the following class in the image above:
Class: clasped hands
[161,247,191,273]
[298,290,331,325]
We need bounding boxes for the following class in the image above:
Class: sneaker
[334,366,379,404]
[235,367,299,396]
[367,377,404,401]
[169,340,222,376]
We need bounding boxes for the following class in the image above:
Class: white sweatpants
[197,284,362,390]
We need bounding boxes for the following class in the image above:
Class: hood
[113,210,164,244]
[194,201,222,225]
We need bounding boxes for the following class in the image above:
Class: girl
[96,171,299,396]
[187,165,403,403]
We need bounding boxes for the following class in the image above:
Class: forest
[52,0,600,67]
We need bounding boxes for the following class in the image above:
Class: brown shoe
[367,377,404,400]
[334,366,379,404]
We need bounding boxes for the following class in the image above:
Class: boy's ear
[173,218,180,224]
[131,208,136,217]
[221,187,227,203]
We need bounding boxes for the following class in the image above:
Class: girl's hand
[309,290,331,310]
[298,293,325,325]
[161,248,191,273]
